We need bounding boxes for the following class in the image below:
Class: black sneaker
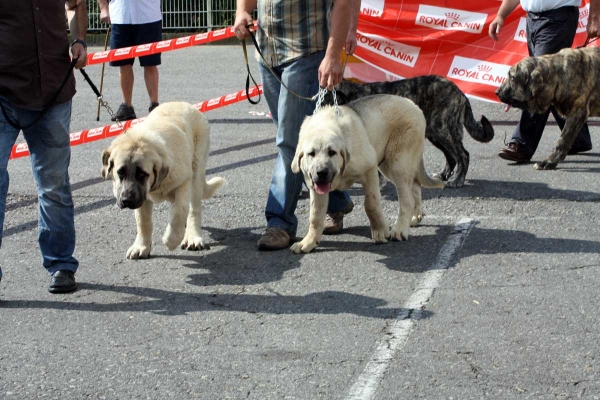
[112,103,136,121]
[149,102,159,113]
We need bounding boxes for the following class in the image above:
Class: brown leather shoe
[323,201,354,235]
[498,143,532,163]
[257,227,292,251]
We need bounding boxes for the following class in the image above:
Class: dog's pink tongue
[504,104,512,112]
[314,182,331,194]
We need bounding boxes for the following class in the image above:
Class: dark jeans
[511,6,592,155]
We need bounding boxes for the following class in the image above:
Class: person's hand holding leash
[71,42,87,69]
[488,16,505,41]
[234,12,254,40]
[319,54,343,90]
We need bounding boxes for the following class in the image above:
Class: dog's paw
[410,214,423,227]
[534,160,558,170]
[389,226,409,241]
[371,228,389,244]
[180,235,207,251]
[126,244,151,259]
[290,239,318,254]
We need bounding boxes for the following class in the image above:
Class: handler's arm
[320,0,351,88]
[234,0,258,40]
[588,0,600,38]
[345,0,361,55]
[97,0,110,24]
[489,0,521,41]
[66,0,88,68]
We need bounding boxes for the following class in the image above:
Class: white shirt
[109,0,162,25]
[520,0,581,13]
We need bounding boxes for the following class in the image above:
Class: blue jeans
[260,51,351,236]
[0,97,78,280]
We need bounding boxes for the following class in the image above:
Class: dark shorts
[109,20,162,67]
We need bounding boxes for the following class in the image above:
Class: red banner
[345,0,593,102]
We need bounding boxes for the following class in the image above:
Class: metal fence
[88,0,248,32]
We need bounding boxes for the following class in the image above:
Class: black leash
[576,35,600,48]
[242,25,315,103]
[0,58,77,130]
[79,66,123,128]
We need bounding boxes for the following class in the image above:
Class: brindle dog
[496,47,600,170]
[323,75,494,188]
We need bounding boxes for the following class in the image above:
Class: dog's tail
[463,99,495,143]
[202,177,226,200]
[418,159,445,189]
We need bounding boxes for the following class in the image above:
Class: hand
[318,53,343,90]
[588,16,600,38]
[345,29,358,55]
[100,6,110,24]
[71,44,87,69]
[234,12,254,40]
[488,16,504,41]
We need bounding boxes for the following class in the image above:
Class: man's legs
[143,66,159,105]
[110,23,137,121]
[138,20,162,112]
[0,97,24,282]
[259,52,351,248]
[503,7,591,159]
[21,101,78,289]
[119,64,135,106]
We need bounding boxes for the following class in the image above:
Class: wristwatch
[71,38,87,50]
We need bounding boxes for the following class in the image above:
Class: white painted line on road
[345,217,476,400]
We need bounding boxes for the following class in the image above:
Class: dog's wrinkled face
[496,58,547,113]
[292,126,349,195]
[101,141,168,209]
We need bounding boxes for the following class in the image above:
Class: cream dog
[291,94,443,254]
[101,102,225,259]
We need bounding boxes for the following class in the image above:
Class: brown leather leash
[576,35,599,48]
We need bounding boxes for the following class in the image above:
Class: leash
[96,26,111,121]
[0,58,78,130]
[79,67,124,129]
[576,35,600,48]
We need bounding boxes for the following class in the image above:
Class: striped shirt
[256,0,333,67]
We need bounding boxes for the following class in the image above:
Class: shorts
[109,20,162,67]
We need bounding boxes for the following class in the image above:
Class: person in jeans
[97,0,162,121]
[234,0,357,251]
[490,0,593,163]
[0,0,88,293]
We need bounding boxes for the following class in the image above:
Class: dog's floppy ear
[150,163,169,191]
[340,148,351,176]
[291,146,304,174]
[529,67,544,97]
[101,148,113,180]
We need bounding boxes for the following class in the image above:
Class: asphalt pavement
[1,45,599,400]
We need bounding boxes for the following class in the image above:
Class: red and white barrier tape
[86,23,256,66]
[9,85,263,160]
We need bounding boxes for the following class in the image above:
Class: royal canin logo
[514,17,528,42]
[577,4,590,33]
[360,0,385,17]
[130,117,145,126]
[176,37,190,45]
[207,98,221,107]
[115,47,132,56]
[415,5,487,34]
[15,143,29,153]
[156,40,172,49]
[92,51,110,60]
[135,44,152,53]
[448,56,511,87]
[356,31,421,67]
[195,33,209,41]
[109,124,121,133]
[193,102,204,110]
[225,94,238,102]
[87,127,104,138]
[70,132,82,142]
[213,29,226,37]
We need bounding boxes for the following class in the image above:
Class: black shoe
[149,102,159,113]
[111,103,136,121]
[48,270,77,294]
[498,143,532,163]
[568,144,593,155]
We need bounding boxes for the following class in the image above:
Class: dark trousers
[512,6,592,155]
